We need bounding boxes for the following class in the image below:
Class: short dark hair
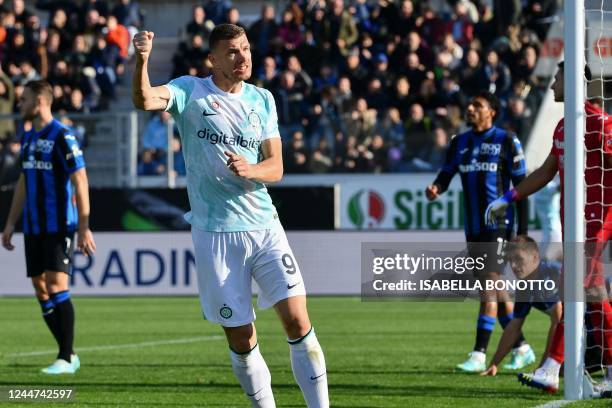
[557,60,592,81]
[473,90,500,119]
[209,23,246,51]
[508,235,540,255]
[24,80,53,105]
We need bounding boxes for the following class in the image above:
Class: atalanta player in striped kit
[2,80,96,374]
[426,91,534,373]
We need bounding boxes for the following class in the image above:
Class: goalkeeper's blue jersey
[434,126,526,237]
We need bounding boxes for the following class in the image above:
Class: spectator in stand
[369,53,394,92]
[411,126,449,172]
[48,8,72,53]
[492,0,521,38]
[12,0,32,25]
[87,34,120,99]
[326,0,358,59]
[313,63,337,94]
[142,110,172,153]
[439,33,463,71]
[248,3,278,65]
[82,8,106,47]
[334,75,354,114]
[308,86,341,152]
[278,7,302,51]
[67,88,88,113]
[341,97,377,146]
[449,0,475,47]
[111,0,142,30]
[0,65,15,142]
[105,15,129,60]
[185,5,214,42]
[204,0,232,26]
[341,48,368,97]
[272,70,307,140]
[480,49,512,97]
[223,6,246,31]
[255,56,278,89]
[458,48,482,97]
[80,0,110,26]
[390,76,415,119]
[390,0,417,39]
[310,139,334,173]
[364,77,386,116]
[284,130,310,174]
[403,103,433,160]
[514,44,539,87]
[376,107,405,149]
[286,54,312,97]
[369,133,388,173]
[504,96,534,144]
[523,0,558,41]
[138,149,164,175]
[403,52,427,92]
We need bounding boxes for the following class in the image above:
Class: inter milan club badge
[220,306,232,319]
[248,110,261,128]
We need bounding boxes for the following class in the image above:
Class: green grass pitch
[0,297,609,407]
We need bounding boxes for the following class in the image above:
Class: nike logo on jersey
[460,148,469,154]
[287,282,301,290]
[202,110,217,117]
[310,373,326,381]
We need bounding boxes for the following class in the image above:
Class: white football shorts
[191,222,306,327]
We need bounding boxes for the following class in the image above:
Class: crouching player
[481,236,562,390]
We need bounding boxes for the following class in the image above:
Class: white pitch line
[4,335,225,358]
[533,401,573,408]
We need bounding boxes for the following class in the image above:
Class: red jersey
[550,101,612,233]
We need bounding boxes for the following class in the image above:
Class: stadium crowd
[0,0,558,180]
[0,0,144,185]
[168,0,556,174]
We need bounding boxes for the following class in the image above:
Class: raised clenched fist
[133,31,154,60]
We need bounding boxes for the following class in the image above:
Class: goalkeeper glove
[485,188,520,226]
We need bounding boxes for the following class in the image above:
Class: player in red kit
[485,61,612,393]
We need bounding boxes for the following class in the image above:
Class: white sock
[288,328,329,408]
[230,344,275,408]
[541,357,561,377]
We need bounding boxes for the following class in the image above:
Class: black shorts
[466,229,512,276]
[24,232,75,277]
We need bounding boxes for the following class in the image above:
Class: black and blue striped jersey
[20,119,85,235]
[433,126,527,237]
[513,260,562,318]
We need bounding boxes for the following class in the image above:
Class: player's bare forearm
[490,319,524,366]
[250,154,283,183]
[70,169,91,229]
[5,174,25,228]
[132,59,170,111]
[248,138,283,183]
[514,154,558,198]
